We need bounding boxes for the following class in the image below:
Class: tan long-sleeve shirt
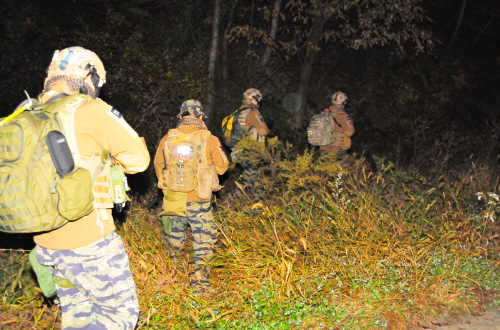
[319,105,355,152]
[154,124,229,203]
[34,83,150,250]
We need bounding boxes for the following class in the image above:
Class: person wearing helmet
[154,99,229,294]
[239,88,270,141]
[33,47,150,329]
[319,91,355,155]
[230,88,270,189]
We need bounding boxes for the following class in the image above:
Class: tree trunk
[292,14,329,129]
[261,0,281,67]
[222,0,240,98]
[449,0,467,48]
[206,0,221,118]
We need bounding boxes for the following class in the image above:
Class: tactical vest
[53,93,112,208]
[238,108,264,141]
[160,129,214,199]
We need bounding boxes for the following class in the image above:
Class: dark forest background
[1,0,499,187]
[1,2,500,327]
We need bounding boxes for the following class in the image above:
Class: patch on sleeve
[106,110,138,138]
[110,108,123,119]
[346,117,354,127]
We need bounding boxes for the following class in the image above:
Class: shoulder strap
[238,108,251,127]
[44,93,69,104]
[44,94,109,184]
[50,94,93,160]
[222,109,241,129]
[330,112,342,128]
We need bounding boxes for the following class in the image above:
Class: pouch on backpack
[46,130,94,220]
[55,167,94,220]
[196,165,222,200]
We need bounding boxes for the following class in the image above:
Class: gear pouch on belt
[197,166,223,200]
[109,161,131,212]
[160,189,188,217]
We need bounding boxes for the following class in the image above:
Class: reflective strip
[0,216,36,231]
[0,197,25,210]
[0,173,16,184]
[0,208,32,222]
[0,184,22,196]
[0,145,21,153]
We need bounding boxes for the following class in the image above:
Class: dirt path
[415,306,500,330]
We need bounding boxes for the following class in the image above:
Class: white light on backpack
[176,146,193,160]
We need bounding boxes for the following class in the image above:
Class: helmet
[44,46,106,98]
[332,91,348,105]
[243,88,262,102]
[177,99,206,118]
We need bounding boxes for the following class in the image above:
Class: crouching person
[154,100,229,294]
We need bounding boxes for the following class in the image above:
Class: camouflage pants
[161,201,217,286]
[35,231,139,330]
[231,149,259,186]
[239,160,260,187]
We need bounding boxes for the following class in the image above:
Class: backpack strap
[50,94,93,160]
[238,108,251,128]
[45,95,112,206]
[44,93,69,104]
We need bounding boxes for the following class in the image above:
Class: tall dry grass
[1,139,499,329]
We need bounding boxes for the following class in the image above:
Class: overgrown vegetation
[1,140,498,329]
[1,0,499,328]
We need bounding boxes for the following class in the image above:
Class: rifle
[147,189,163,210]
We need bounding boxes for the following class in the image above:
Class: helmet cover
[243,88,262,102]
[332,91,348,105]
[178,99,206,118]
[45,47,106,88]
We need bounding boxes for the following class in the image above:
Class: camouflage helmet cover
[45,46,107,87]
[178,99,206,118]
[243,88,262,102]
[332,91,348,105]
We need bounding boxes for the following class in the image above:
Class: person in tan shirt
[33,47,150,330]
[319,91,355,155]
[154,99,229,293]
[230,88,269,188]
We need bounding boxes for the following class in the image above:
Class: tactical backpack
[221,109,250,148]
[0,94,97,233]
[159,129,221,200]
[307,111,335,146]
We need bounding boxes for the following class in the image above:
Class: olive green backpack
[0,94,96,233]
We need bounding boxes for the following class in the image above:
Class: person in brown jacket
[33,47,150,329]
[154,99,229,293]
[319,91,355,155]
[231,88,270,188]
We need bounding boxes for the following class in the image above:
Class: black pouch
[47,130,94,220]
[46,130,74,176]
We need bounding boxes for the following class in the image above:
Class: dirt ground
[415,306,500,330]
